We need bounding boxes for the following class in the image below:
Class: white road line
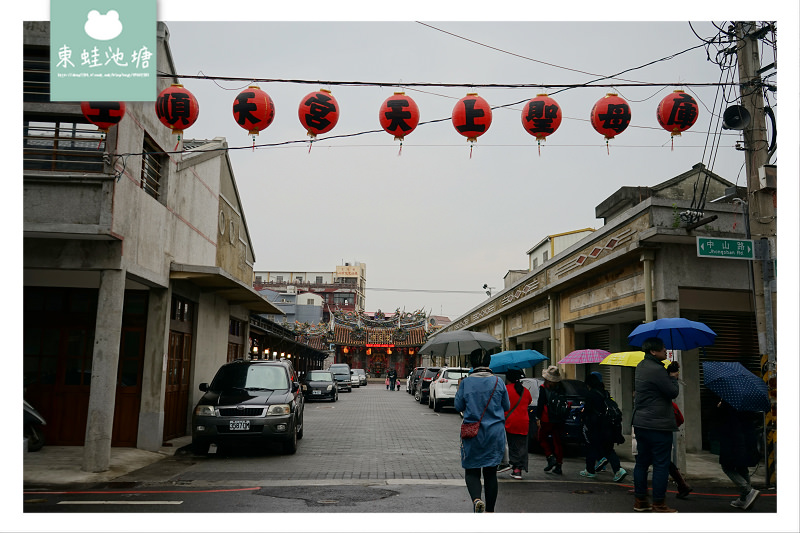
[57,501,183,505]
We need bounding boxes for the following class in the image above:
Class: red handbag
[460,377,499,439]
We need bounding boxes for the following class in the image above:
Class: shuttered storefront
[583,329,611,387]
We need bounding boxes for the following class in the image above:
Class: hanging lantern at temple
[379,92,420,140]
[232,85,276,137]
[590,93,631,140]
[81,101,126,132]
[521,94,562,154]
[657,89,699,136]
[155,83,199,147]
[452,93,492,142]
[298,89,340,138]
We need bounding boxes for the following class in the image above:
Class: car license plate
[229,420,250,431]
[312,391,321,395]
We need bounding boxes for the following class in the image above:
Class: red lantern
[81,101,126,132]
[590,93,631,140]
[379,92,420,140]
[657,89,699,136]
[155,83,199,136]
[298,89,340,138]
[452,93,492,142]
[232,85,275,136]
[521,94,562,140]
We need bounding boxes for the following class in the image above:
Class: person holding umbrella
[631,337,680,513]
[454,348,510,513]
[714,399,761,510]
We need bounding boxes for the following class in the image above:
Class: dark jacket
[631,353,679,432]
[535,382,565,424]
[717,401,760,468]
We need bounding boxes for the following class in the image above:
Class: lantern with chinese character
[298,89,340,138]
[521,94,562,154]
[379,92,420,140]
[155,84,199,146]
[81,101,126,132]
[590,93,631,140]
[452,93,492,142]
[657,89,699,136]
[232,85,276,137]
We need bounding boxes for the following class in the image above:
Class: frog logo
[84,10,123,41]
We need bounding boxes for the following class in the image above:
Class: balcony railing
[23,119,106,173]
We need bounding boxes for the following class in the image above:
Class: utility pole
[734,21,777,487]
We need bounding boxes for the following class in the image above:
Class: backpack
[602,394,623,427]
[546,388,571,423]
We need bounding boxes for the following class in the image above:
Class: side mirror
[199,383,208,392]
[291,382,300,393]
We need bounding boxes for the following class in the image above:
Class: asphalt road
[23,383,777,527]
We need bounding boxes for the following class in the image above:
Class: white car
[350,373,360,388]
[428,367,471,412]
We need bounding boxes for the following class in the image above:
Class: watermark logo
[50,0,156,102]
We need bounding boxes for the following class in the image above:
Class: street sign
[696,237,754,260]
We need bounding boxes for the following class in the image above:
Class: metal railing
[23,120,105,173]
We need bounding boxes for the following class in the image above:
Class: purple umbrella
[558,349,610,365]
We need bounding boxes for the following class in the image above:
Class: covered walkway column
[82,268,126,472]
[137,286,171,451]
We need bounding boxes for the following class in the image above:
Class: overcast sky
[159,17,783,320]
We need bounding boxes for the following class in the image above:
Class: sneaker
[613,468,628,482]
[579,469,597,478]
[730,498,746,509]
[543,455,556,472]
[742,488,761,510]
[552,464,563,475]
[473,499,485,513]
[651,500,678,513]
[595,457,608,472]
[497,463,511,473]
[510,469,523,480]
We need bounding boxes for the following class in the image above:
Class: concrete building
[254,262,367,322]
[435,164,766,471]
[258,287,324,326]
[22,22,292,472]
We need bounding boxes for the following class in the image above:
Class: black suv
[408,366,425,395]
[414,366,441,404]
[191,360,304,455]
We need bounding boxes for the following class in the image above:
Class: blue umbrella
[489,349,548,373]
[702,361,770,412]
[628,317,717,350]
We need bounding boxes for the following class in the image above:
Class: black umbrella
[418,330,501,367]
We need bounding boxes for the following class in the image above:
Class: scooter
[24,399,46,452]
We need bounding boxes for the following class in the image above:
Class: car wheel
[428,393,434,409]
[414,390,421,402]
[433,396,442,412]
[419,393,426,404]
[191,438,210,455]
[282,424,298,454]
[332,391,338,402]
[297,416,304,440]
[24,424,45,452]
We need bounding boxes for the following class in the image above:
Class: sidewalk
[23,435,754,488]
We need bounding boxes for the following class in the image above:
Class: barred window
[141,134,166,200]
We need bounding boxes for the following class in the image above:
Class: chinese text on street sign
[696,237,754,260]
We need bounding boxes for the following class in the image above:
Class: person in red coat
[504,369,533,479]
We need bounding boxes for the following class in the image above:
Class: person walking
[631,337,680,513]
[387,368,397,391]
[669,397,693,499]
[503,369,532,480]
[454,348,510,513]
[535,365,567,475]
[715,399,761,510]
[579,372,628,483]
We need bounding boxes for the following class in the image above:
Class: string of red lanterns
[81,85,700,153]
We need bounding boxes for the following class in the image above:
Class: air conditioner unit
[758,165,776,190]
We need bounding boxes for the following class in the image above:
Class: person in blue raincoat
[454,348,510,513]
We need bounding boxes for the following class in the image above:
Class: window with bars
[141,134,166,200]
[23,118,105,172]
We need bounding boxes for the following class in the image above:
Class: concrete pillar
[656,299,686,471]
[82,268,125,473]
[136,286,171,452]
[561,324,575,378]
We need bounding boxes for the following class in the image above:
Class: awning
[170,263,284,315]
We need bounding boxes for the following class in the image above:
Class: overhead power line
[366,287,485,294]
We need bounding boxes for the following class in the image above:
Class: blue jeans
[633,427,673,500]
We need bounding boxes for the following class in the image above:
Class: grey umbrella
[418,330,501,367]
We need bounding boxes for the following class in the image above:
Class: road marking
[58,501,183,505]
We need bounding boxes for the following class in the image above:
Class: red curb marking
[24,487,261,495]
[616,483,776,498]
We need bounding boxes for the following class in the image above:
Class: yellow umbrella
[600,351,671,368]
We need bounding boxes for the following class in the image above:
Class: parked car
[191,359,304,455]
[328,363,352,392]
[302,370,338,402]
[428,367,470,412]
[521,377,589,453]
[414,366,441,404]
[352,368,367,386]
[408,366,425,395]
[350,371,360,388]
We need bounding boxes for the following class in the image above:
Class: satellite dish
[722,105,751,130]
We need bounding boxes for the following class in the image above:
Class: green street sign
[697,237,754,260]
